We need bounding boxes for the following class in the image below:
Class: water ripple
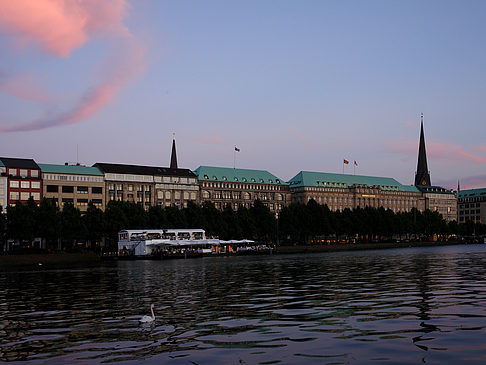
[1,245,486,364]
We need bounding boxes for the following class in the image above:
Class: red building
[0,157,42,206]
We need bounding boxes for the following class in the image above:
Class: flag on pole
[354,160,358,166]
[235,146,240,152]
[343,159,349,165]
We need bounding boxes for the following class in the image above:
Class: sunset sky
[0,0,485,189]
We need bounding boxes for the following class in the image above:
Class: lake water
[1,244,486,364]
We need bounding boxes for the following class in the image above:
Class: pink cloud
[384,140,486,165]
[193,136,232,147]
[403,120,416,128]
[0,41,144,132]
[475,145,486,153]
[0,0,144,132]
[0,0,130,57]
[0,72,52,103]
[436,175,486,190]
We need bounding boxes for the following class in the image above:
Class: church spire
[170,134,178,169]
[414,113,431,186]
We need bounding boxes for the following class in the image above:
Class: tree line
[279,199,485,243]
[0,198,484,253]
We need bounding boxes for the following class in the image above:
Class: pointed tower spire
[457,180,460,192]
[414,113,431,186]
[170,133,178,169]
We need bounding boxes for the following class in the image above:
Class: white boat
[116,228,270,258]
[118,229,219,257]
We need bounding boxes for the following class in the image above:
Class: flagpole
[342,159,344,174]
[234,146,236,169]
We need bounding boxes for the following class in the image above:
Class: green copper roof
[39,163,104,176]
[193,166,288,185]
[289,171,420,193]
[457,188,486,199]
[0,160,4,167]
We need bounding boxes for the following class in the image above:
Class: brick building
[0,160,6,211]
[0,157,42,206]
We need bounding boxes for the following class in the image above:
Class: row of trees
[279,200,486,243]
[1,198,485,252]
[0,198,277,252]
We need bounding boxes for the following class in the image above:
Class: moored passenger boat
[115,229,272,259]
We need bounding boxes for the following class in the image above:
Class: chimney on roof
[170,134,178,169]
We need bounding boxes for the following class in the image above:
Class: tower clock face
[421,180,427,185]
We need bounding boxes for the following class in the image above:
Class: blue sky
[0,0,485,189]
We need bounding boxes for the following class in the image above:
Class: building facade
[154,167,199,208]
[457,188,486,224]
[94,163,198,209]
[289,171,425,212]
[0,157,42,206]
[193,166,291,213]
[0,160,6,211]
[40,164,105,211]
[416,186,457,222]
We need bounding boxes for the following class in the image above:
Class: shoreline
[0,241,477,267]
[275,241,467,254]
[0,252,100,268]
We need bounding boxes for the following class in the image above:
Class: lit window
[10,181,19,188]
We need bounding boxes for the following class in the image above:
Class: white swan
[139,304,155,323]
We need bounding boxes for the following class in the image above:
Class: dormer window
[242,178,247,182]
[204,175,209,179]
[213,176,218,180]
[251,178,256,182]
[223,176,227,180]
[234,177,238,181]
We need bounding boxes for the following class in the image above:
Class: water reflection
[1,245,486,364]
